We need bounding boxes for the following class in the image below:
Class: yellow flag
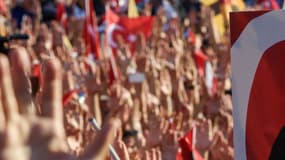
[221,3,232,23]
[0,25,5,36]
[211,13,226,43]
[128,0,139,18]
[213,14,225,36]
[232,0,245,10]
[0,16,6,36]
[200,0,218,6]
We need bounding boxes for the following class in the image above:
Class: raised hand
[113,129,130,160]
[209,131,234,160]
[195,118,213,155]
[0,47,120,160]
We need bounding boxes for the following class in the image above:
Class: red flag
[105,8,154,85]
[193,50,208,77]
[106,9,154,55]
[178,128,204,160]
[32,64,41,78]
[63,89,79,107]
[231,11,285,160]
[83,0,101,59]
[105,9,154,84]
[193,50,217,95]
[56,2,68,29]
[32,64,43,87]
[104,9,121,85]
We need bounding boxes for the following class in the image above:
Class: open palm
[0,48,119,160]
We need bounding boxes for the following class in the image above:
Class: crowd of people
[0,0,250,159]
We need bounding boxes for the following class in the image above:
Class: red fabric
[219,0,232,4]
[83,0,101,59]
[178,129,204,160]
[0,0,7,16]
[193,50,208,77]
[118,16,154,53]
[188,30,196,44]
[32,64,41,77]
[178,130,194,160]
[269,0,280,9]
[119,16,154,37]
[56,3,67,29]
[105,9,154,84]
[106,9,154,54]
[105,9,120,85]
[176,152,184,160]
[108,59,116,85]
[32,64,43,86]
[230,11,269,45]
[246,40,285,160]
[211,77,218,95]
[106,8,120,26]
[63,89,79,107]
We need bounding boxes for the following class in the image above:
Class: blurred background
[0,0,281,159]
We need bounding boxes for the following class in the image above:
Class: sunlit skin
[0,47,120,160]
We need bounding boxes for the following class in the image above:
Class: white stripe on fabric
[231,10,285,160]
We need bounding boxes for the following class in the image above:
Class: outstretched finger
[9,47,34,115]
[0,55,19,121]
[155,149,162,160]
[41,58,63,123]
[81,118,121,160]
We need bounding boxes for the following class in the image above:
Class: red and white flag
[83,0,101,59]
[193,50,217,95]
[105,8,120,85]
[231,10,285,160]
[105,8,154,84]
[177,128,204,160]
[106,9,154,55]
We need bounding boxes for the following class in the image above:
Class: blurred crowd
[0,0,265,159]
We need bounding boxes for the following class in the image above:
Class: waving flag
[178,128,204,160]
[105,8,120,85]
[83,0,101,59]
[207,0,226,44]
[193,50,208,77]
[231,10,285,160]
[63,89,79,107]
[106,9,154,54]
[105,8,154,84]
[193,50,217,95]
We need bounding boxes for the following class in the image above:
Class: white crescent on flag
[231,10,285,160]
[106,23,124,48]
